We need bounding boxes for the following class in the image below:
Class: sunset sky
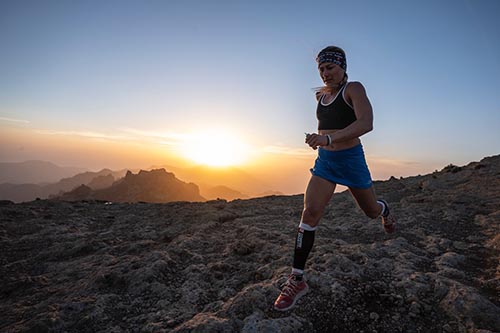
[1,0,499,194]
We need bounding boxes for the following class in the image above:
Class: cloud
[366,155,427,168]
[35,129,129,141]
[34,126,195,148]
[117,127,190,142]
[259,145,314,157]
[158,140,180,146]
[0,116,30,124]
[365,155,441,180]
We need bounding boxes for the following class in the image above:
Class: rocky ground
[1,156,499,332]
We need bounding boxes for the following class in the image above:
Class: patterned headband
[316,51,347,71]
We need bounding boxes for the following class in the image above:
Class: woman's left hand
[305,133,328,150]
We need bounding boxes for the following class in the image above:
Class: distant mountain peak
[55,168,205,203]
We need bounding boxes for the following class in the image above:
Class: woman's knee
[363,205,381,219]
[302,206,324,225]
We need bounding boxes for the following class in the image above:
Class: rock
[440,282,500,329]
[452,241,469,250]
[409,302,421,316]
[255,266,272,281]
[242,311,312,332]
[172,313,237,332]
[442,323,453,332]
[369,312,380,321]
[218,212,239,223]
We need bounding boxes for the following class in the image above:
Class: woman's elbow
[363,123,373,133]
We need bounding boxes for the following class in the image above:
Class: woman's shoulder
[345,81,367,96]
[315,90,323,102]
[345,81,365,89]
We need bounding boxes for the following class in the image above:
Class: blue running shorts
[310,144,373,189]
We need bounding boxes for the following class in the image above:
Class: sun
[182,130,249,167]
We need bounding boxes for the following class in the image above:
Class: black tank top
[316,83,357,130]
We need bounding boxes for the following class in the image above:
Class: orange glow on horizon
[0,126,440,196]
[180,129,251,167]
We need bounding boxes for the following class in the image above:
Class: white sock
[298,222,317,231]
[377,200,387,217]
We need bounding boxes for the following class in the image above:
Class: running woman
[273,46,397,312]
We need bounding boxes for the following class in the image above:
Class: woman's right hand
[305,133,328,150]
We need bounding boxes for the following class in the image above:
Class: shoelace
[280,279,301,298]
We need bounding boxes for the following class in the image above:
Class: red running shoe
[379,199,396,233]
[273,275,309,311]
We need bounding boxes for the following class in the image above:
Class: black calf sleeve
[293,226,315,271]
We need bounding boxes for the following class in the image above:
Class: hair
[313,46,348,95]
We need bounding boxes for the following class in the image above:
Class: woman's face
[318,62,345,87]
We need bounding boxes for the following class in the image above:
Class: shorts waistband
[318,144,364,157]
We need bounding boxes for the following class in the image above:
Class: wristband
[326,134,332,146]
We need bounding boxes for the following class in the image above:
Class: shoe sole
[273,284,309,312]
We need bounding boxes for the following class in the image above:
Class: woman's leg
[274,175,336,311]
[348,186,383,219]
[293,175,336,274]
[349,186,396,233]
[302,175,337,227]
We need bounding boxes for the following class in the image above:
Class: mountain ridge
[0,168,128,202]
[0,162,272,203]
[54,168,205,203]
[0,160,87,184]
